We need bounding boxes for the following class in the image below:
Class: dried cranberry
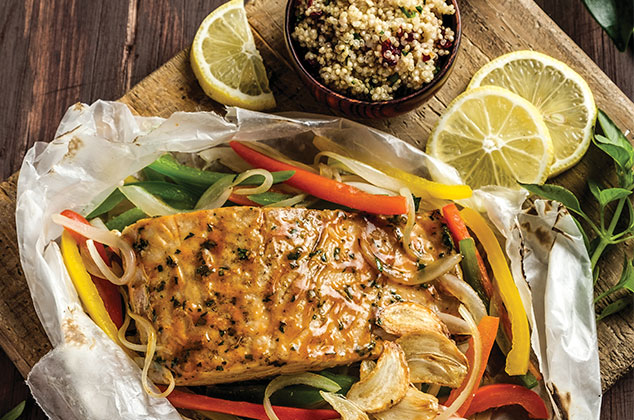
[381,39,401,66]
[422,54,431,62]
[309,9,323,17]
[405,32,414,42]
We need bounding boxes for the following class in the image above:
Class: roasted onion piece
[320,391,369,420]
[346,341,409,413]
[397,332,468,387]
[372,387,440,420]
[377,301,448,337]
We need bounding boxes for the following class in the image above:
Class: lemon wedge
[190,0,276,110]
[426,86,553,190]
[468,51,596,176]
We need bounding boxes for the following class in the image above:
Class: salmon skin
[122,207,456,385]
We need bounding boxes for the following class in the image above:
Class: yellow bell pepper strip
[464,384,549,419]
[230,141,408,215]
[312,135,473,200]
[60,230,120,344]
[459,207,530,376]
[444,316,499,416]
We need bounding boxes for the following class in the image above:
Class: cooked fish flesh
[122,207,457,385]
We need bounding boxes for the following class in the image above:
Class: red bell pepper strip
[442,204,493,298]
[444,316,500,417]
[464,384,549,419]
[228,192,261,207]
[60,209,123,328]
[229,141,407,215]
[165,388,339,420]
[61,210,110,264]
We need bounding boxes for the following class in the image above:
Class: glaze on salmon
[122,207,456,385]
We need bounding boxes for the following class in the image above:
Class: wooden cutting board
[1,0,633,393]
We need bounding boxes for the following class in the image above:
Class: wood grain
[1,0,633,419]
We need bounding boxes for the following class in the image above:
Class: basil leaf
[582,0,634,51]
[519,183,585,216]
[597,296,632,321]
[587,179,602,203]
[593,135,632,171]
[597,109,631,148]
[599,187,632,207]
[0,401,25,420]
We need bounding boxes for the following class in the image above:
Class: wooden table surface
[1,0,632,418]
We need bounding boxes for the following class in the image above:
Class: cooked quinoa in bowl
[291,0,457,101]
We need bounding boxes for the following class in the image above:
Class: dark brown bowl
[284,0,461,119]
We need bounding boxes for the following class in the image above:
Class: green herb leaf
[588,179,602,203]
[519,183,585,216]
[595,255,634,302]
[399,6,416,17]
[0,401,25,420]
[597,296,632,321]
[599,187,632,207]
[247,192,292,206]
[581,0,633,51]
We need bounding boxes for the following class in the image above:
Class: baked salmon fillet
[122,207,456,385]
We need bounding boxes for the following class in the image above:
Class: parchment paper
[16,100,601,419]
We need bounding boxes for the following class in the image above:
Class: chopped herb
[375,257,383,272]
[287,248,302,260]
[201,239,217,250]
[245,354,254,361]
[216,365,224,371]
[402,50,410,56]
[417,262,427,271]
[207,223,213,232]
[387,73,400,85]
[279,321,287,333]
[184,232,194,240]
[441,224,455,250]
[349,253,355,259]
[196,264,211,276]
[133,238,149,252]
[156,281,166,292]
[334,247,341,261]
[338,320,345,330]
[416,5,423,13]
[399,6,415,18]
[165,256,177,267]
[343,285,354,300]
[175,249,181,254]
[353,32,362,40]
[237,248,249,260]
[156,265,163,272]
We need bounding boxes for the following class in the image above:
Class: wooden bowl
[284,0,462,119]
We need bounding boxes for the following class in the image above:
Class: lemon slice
[468,51,596,176]
[190,0,276,110]
[426,86,553,189]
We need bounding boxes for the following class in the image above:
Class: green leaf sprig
[581,0,633,52]
[522,109,634,320]
[0,401,25,420]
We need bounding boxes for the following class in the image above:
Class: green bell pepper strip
[86,189,125,219]
[459,237,490,308]
[247,191,293,206]
[126,181,198,209]
[204,371,356,408]
[105,208,147,232]
[147,153,295,189]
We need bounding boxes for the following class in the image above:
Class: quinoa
[291,0,456,101]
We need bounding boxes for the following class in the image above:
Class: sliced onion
[372,387,439,420]
[264,373,340,420]
[347,341,409,413]
[315,151,404,192]
[119,185,180,216]
[117,311,148,353]
[264,193,307,208]
[320,391,369,420]
[89,217,108,230]
[319,163,343,182]
[435,305,482,420]
[377,302,446,337]
[52,214,137,286]
[437,274,487,324]
[86,239,123,285]
[396,332,468,387]
[413,254,463,284]
[231,169,274,195]
[344,182,397,196]
[199,147,252,172]
[195,176,234,210]
[437,312,471,335]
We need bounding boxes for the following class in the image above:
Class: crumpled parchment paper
[16,100,601,419]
